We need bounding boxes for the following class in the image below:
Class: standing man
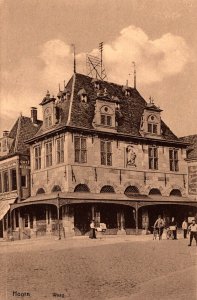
[182,218,188,239]
[188,219,197,246]
[169,217,178,240]
[154,215,165,240]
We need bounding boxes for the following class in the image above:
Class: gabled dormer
[40,91,58,129]
[140,97,163,138]
[92,89,118,133]
[91,78,101,90]
[122,82,132,97]
[78,88,88,103]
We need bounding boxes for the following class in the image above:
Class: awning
[0,198,16,220]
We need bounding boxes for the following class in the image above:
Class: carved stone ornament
[126,145,136,167]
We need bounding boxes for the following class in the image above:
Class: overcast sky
[0,0,197,137]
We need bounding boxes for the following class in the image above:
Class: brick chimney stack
[3,130,9,137]
[31,107,37,124]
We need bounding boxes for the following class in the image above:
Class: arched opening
[170,189,182,197]
[36,188,45,195]
[74,184,90,193]
[51,185,61,193]
[100,185,115,193]
[149,188,161,195]
[124,186,139,197]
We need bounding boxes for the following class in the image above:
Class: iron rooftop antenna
[86,42,107,80]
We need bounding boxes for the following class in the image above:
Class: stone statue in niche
[126,145,136,167]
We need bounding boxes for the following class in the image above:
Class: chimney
[31,107,37,124]
[3,130,9,137]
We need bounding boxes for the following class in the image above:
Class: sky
[0,0,197,137]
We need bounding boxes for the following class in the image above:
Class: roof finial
[149,96,154,104]
[71,44,76,73]
[132,61,136,89]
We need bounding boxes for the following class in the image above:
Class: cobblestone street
[0,236,196,300]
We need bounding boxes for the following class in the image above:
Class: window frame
[169,149,179,172]
[100,140,112,166]
[74,136,87,163]
[10,168,17,191]
[34,145,41,170]
[56,137,64,164]
[148,146,158,170]
[45,141,53,168]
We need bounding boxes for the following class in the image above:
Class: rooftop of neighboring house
[180,135,197,160]
[32,73,181,144]
[0,111,42,161]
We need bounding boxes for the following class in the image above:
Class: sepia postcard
[0,1,197,299]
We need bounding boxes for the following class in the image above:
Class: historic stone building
[0,109,42,239]
[181,135,197,199]
[10,73,197,239]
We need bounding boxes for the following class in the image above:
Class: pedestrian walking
[169,217,177,240]
[188,219,197,246]
[182,218,188,239]
[153,215,165,240]
[89,220,96,239]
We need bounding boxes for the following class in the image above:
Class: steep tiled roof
[0,116,42,159]
[180,135,197,160]
[33,73,179,142]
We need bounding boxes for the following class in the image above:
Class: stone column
[135,203,139,235]
[46,206,51,235]
[62,205,74,238]
[117,210,126,235]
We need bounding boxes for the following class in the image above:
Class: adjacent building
[9,73,197,239]
[0,109,42,239]
[180,135,197,199]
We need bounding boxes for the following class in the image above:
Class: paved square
[0,236,196,300]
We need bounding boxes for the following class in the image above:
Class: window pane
[81,150,87,163]
[75,150,80,163]
[107,141,111,153]
[107,116,112,126]
[101,141,105,152]
[81,138,86,150]
[153,124,157,134]
[107,153,112,166]
[11,169,17,191]
[101,152,106,165]
[74,137,80,150]
[101,115,105,125]
[3,172,9,192]
[148,123,152,133]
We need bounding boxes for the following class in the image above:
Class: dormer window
[44,107,52,128]
[100,106,113,127]
[125,90,131,97]
[78,88,88,103]
[147,115,158,134]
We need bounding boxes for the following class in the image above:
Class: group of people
[154,215,197,246]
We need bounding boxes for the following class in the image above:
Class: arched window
[51,185,61,193]
[74,184,90,192]
[100,185,115,193]
[124,186,139,197]
[170,189,182,197]
[36,188,45,195]
[149,188,161,195]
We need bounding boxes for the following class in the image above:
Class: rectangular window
[100,115,112,127]
[148,123,157,134]
[56,137,64,164]
[101,140,112,166]
[11,169,17,191]
[35,145,41,170]
[169,149,179,171]
[148,146,158,170]
[74,136,87,163]
[45,142,52,167]
[3,171,9,192]
[21,175,27,187]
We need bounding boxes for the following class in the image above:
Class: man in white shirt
[182,218,188,239]
[188,219,197,246]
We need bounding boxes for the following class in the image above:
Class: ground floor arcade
[1,193,197,240]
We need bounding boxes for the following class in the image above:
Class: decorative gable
[140,97,162,138]
[92,90,117,133]
[40,91,59,129]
